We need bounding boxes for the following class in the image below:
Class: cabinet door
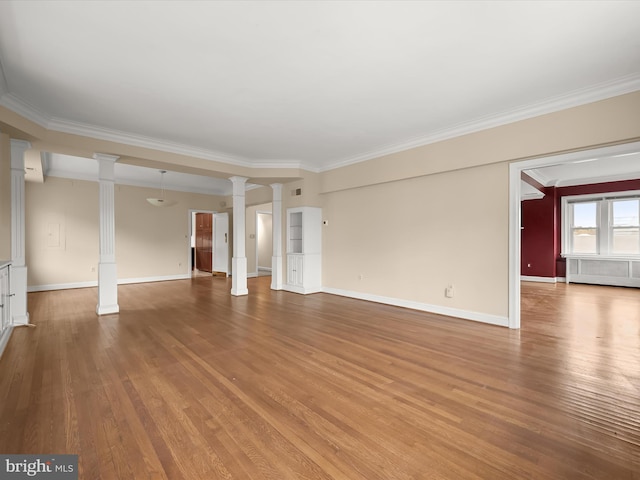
[287,255,303,286]
[0,267,9,334]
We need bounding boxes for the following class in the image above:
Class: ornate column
[94,153,119,315]
[270,183,283,290]
[10,139,31,324]
[230,176,248,296]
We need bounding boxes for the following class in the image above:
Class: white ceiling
[1,1,640,173]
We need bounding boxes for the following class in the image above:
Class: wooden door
[195,213,213,272]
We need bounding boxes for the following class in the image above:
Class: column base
[10,265,29,325]
[97,262,119,315]
[270,255,283,290]
[231,257,248,296]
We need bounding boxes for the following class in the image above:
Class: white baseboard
[521,276,568,284]
[258,267,272,272]
[284,284,323,295]
[322,287,508,327]
[0,327,12,359]
[247,272,258,278]
[521,275,557,283]
[28,274,191,292]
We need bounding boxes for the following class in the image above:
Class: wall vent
[291,188,302,196]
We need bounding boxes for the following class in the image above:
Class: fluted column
[230,176,248,296]
[10,139,31,324]
[270,183,283,290]
[94,153,119,315]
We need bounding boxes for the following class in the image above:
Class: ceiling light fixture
[147,170,177,207]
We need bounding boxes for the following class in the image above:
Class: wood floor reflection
[0,277,638,479]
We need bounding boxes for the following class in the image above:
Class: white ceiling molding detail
[524,151,640,188]
[1,2,639,172]
[42,153,250,196]
[521,181,545,201]
[2,74,639,174]
[321,73,640,172]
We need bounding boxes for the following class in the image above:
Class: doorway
[256,211,273,277]
[194,212,213,273]
[508,140,640,329]
[189,210,229,277]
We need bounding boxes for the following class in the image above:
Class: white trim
[0,60,8,96]
[3,75,640,174]
[322,287,508,327]
[320,73,640,172]
[0,326,13,359]
[118,274,190,285]
[27,274,190,292]
[521,276,558,283]
[258,267,272,272]
[255,210,273,276]
[28,281,97,292]
[0,93,51,127]
[284,284,323,295]
[247,273,258,278]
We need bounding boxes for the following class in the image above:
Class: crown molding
[0,58,8,96]
[0,92,51,127]
[524,168,552,187]
[320,73,640,172]
[46,118,319,172]
[0,92,315,172]
[555,171,640,188]
[2,73,639,174]
[47,117,255,166]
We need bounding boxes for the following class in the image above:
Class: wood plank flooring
[0,277,639,479]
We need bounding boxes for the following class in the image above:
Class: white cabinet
[0,262,11,355]
[285,207,322,294]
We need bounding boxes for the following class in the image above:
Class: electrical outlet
[358,274,364,280]
[91,266,96,273]
[445,285,454,298]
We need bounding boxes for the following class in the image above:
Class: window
[571,202,598,254]
[563,193,640,257]
[611,199,640,254]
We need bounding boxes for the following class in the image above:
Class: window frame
[561,190,640,259]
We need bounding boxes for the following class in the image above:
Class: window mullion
[599,200,609,255]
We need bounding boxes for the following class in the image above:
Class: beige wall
[25,177,226,287]
[319,91,640,321]
[26,177,99,286]
[322,163,508,317]
[0,133,10,260]
[115,184,225,280]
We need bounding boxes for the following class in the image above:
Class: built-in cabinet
[0,261,11,356]
[284,207,322,294]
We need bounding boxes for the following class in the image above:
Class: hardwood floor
[1,278,638,479]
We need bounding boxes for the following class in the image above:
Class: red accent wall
[521,187,557,277]
[521,179,640,279]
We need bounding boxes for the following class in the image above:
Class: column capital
[229,176,248,184]
[10,139,31,169]
[94,153,119,181]
[270,183,283,192]
[229,176,248,196]
[93,153,120,163]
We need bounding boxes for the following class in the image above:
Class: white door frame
[508,140,640,329]
[188,209,216,274]
[255,210,273,275]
